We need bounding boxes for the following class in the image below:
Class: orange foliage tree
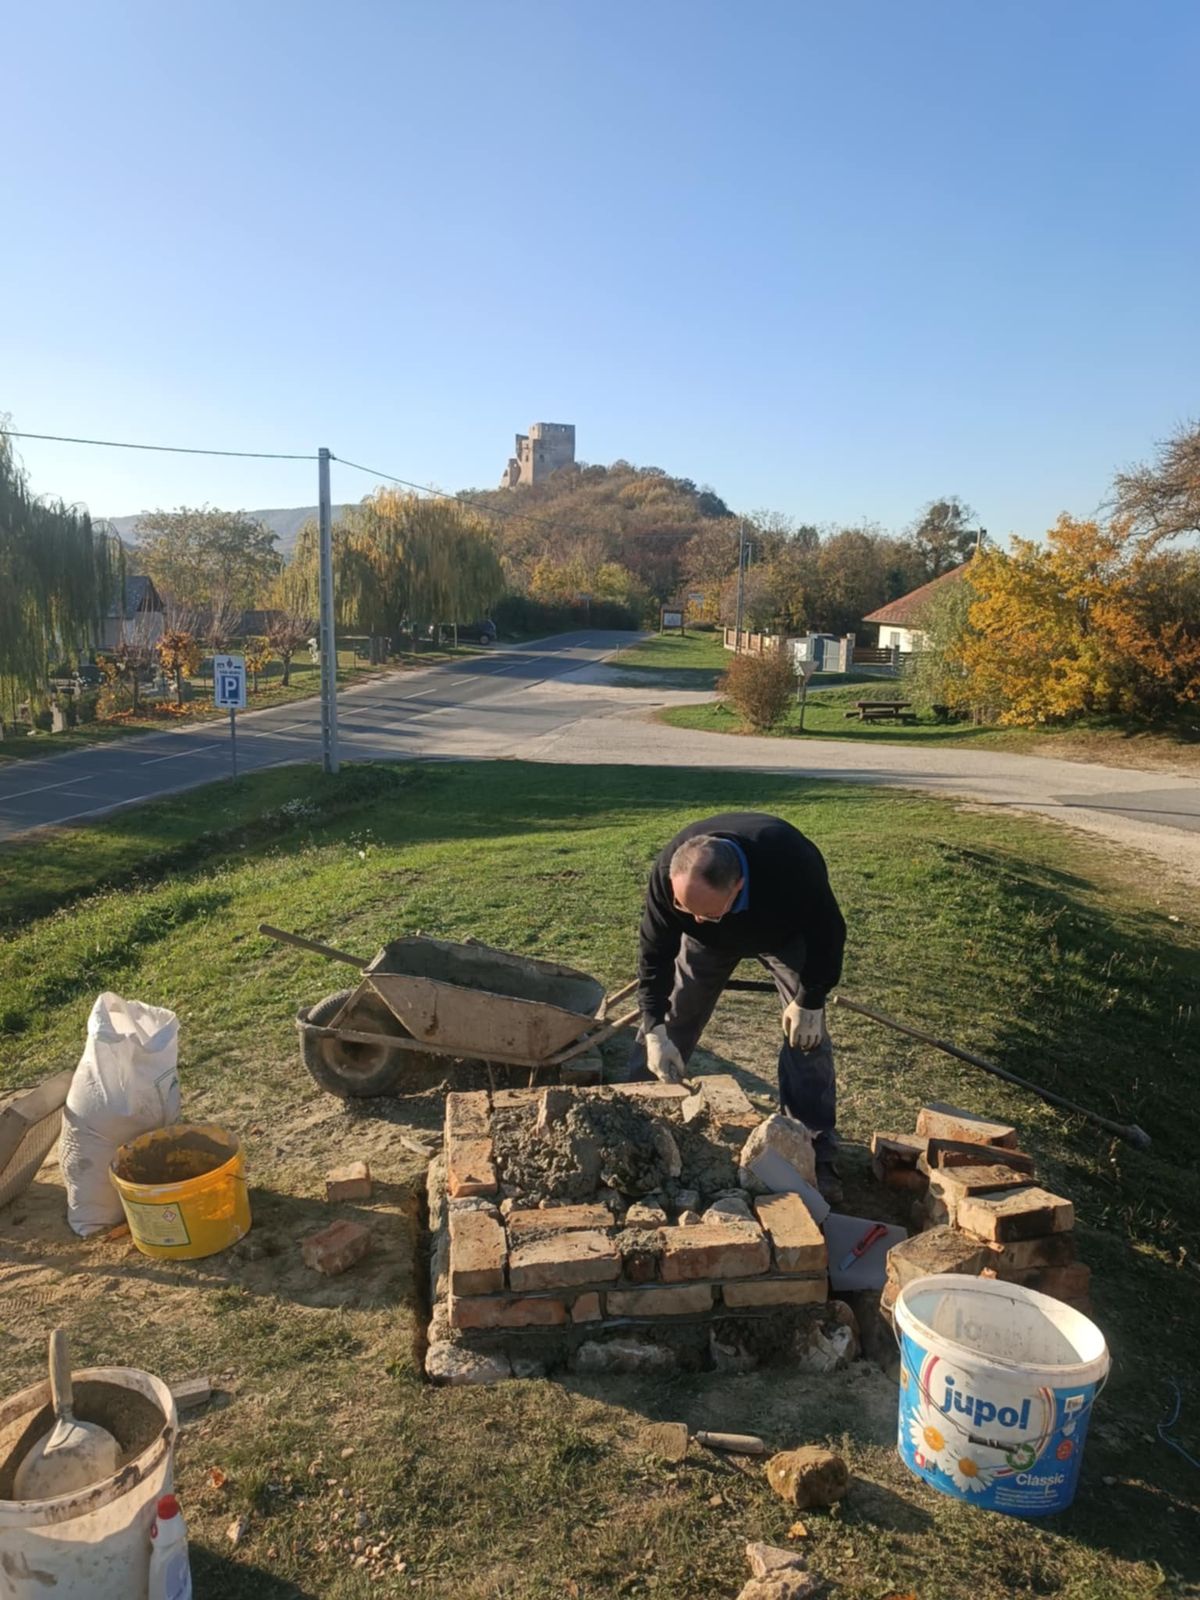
[955,515,1200,723]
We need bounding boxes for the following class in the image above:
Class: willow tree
[284,493,504,645]
[0,435,120,720]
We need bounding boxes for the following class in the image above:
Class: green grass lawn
[2,763,1198,1598]
[611,633,1200,772]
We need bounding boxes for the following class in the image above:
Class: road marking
[140,742,224,765]
[0,773,97,801]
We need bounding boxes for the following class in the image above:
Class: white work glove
[783,1001,824,1052]
[644,1024,686,1084]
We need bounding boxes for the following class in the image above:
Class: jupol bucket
[110,1122,251,1260]
[894,1273,1109,1516]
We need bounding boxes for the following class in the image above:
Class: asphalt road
[0,632,640,840]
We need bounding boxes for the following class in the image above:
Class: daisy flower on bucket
[907,1402,949,1466]
[946,1454,992,1495]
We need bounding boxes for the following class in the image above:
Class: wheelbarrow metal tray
[333,936,606,1064]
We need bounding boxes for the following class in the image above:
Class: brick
[915,1102,1018,1149]
[170,1377,213,1412]
[722,1277,827,1308]
[509,1229,621,1292]
[754,1193,827,1275]
[696,1074,759,1129]
[445,1090,491,1138]
[927,1138,1036,1174]
[990,1233,1078,1272]
[607,1284,713,1317]
[884,1226,994,1290]
[926,1163,1030,1226]
[956,1186,1074,1243]
[1000,1263,1091,1300]
[620,1240,661,1283]
[446,1137,497,1198]
[870,1131,928,1168]
[874,1163,930,1193]
[625,1201,669,1229]
[660,1221,770,1282]
[324,1160,372,1202]
[611,1081,691,1102]
[571,1291,602,1323]
[449,1294,567,1330]
[535,1088,573,1132]
[449,1209,507,1295]
[505,1203,612,1241]
[301,1218,371,1276]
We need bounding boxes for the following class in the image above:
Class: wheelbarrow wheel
[299,988,408,1099]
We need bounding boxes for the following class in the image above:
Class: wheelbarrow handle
[258,923,368,968]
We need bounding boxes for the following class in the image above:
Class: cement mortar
[492,1092,737,1207]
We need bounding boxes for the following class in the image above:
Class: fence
[851,645,913,673]
[722,628,787,655]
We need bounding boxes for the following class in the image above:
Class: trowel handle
[48,1328,74,1422]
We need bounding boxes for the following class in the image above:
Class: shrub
[32,707,53,732]
[76,691,100,724]
[719,648,798,731]
[97,685,133,720]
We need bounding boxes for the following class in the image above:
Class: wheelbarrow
[260,924,641,1099]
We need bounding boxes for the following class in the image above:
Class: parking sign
[213,654,247,710]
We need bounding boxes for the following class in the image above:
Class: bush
[492,593,640,638]
[76,691,100,724]
[719,649,798,731]
[97,685,133,720]
[32,708,53,732]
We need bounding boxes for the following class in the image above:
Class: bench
[844,699,918,725]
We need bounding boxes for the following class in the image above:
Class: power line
[1,425,557,533]
[0,427,316,462]
[331,453,524,524]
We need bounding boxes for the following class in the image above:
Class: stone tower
[500,422,576,488]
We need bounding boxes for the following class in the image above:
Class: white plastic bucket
[894,1274,1109,1517]
[0,1365,177,1598]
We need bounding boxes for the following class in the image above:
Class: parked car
[461,619,497,644]
[425,619,497,645]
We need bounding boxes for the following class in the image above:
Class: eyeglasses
[672,880,743,923]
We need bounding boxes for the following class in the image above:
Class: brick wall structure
[425,1078,835,1381]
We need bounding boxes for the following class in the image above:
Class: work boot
[815,1152,844,1207]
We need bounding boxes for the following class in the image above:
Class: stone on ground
[745,1541,807,1578]
[424,1342,512,1385]
[766,1445,849,1508]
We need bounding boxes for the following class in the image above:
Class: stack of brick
[872,1101,1091,1318]
[441,1083,830,1335]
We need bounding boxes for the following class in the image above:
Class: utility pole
[317,447,339,774]
[734,519,747,653]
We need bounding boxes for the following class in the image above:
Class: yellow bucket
[110,1122,251,1260]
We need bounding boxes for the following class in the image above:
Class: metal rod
[260,923,367,966]
[720,978,1150,1149]
[317,446,339,775]
[828,994,1150,1149]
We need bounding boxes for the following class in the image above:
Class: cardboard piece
[746,1150,831,1225]
[822,1212,908,1291]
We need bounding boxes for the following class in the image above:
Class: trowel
[13,1329,121,1499]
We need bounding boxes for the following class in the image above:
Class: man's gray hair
[669,835,743,890]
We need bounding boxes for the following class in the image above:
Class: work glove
[782,1000,824,1052]
[645,1024,686,1084]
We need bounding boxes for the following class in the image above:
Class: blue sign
[213,654,247,710]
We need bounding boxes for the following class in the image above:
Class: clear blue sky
[3,0,1197,541]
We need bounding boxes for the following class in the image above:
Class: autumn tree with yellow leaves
[953,514,1200,724]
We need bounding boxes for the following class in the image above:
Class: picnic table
[844,699,918,724]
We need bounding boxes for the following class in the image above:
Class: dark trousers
[623,936,837,1153]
